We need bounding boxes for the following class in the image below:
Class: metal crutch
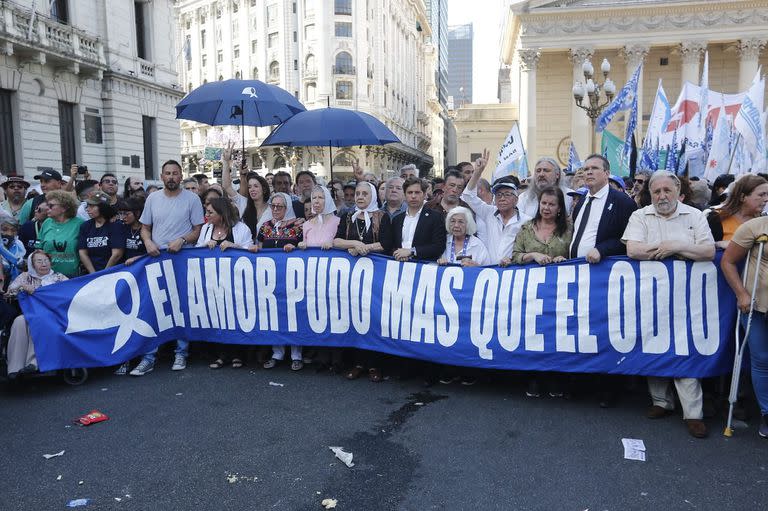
[724,234,768,437]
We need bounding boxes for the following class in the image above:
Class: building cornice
[517,1,768,47]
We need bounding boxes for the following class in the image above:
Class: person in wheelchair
[5,250,68,378]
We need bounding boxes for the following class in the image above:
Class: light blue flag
[567,142,581,173]
[596,64,642,133]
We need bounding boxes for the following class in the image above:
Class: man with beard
[0,177,30,219]
[129,160,204,376]
[623,170,715,439]
[517,157,573,217]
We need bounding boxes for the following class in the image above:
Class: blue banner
[21,248,736,378]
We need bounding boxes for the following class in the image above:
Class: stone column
[519,48,541,164]
[679,41,705,85]
[569,47,593,159]
[620,44,649,143]
[737,38,766,91]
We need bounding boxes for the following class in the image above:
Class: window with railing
[268,32,278,48]
[334,0,352,15]
[304,24,315,40]
[305,54,316,75]
[234,46,240,58]
[333,52,354,75]
[306,82,316,102]
[336,81,352,100]
[252,67,259,79]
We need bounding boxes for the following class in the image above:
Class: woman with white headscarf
[5,250,68,378]
[333,181,390,382]
[299,185,339,249]
[256,192,305,371]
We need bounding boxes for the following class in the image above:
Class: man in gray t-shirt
[127,160,203,377]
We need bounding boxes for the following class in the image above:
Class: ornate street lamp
[572,58,616,153]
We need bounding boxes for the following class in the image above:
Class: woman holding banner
[36,190,83,278]
[197,197,254,370]
[511,186,573,399]
[257,192,305,371]
[298,185,341,371]
[437,206,490,266]
[333,181,389,382]
[5,250,68,378]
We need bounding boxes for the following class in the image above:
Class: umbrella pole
[329,143,333,180]
[241,100,246,158]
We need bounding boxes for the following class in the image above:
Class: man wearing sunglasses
[0,177,30,219]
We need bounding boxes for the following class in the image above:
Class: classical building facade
[176,0,443,180]
[500,0,768,168]
[0,0,182,181]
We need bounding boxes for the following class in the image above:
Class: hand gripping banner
[21,248,736,377]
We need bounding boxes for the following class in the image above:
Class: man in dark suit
[382,177,446,261]
[569,154,637,409]
[569,154,637,262]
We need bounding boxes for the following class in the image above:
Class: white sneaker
[129,359,154,376]
[171,355,187,371]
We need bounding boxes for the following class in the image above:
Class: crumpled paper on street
[43,450,65,459]
[328,446,354,467]
[321,498,338,509]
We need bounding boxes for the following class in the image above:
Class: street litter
[57,475,62,481]
[269,381,285,387]
[78,481,84,485]
[175,393,183,396]
[622,438,646,462]
[321,498,338,509]
[114,498,122,502]
[226,472,258,483]
[66,499,89,507]
[43,450,65,459]
[329,446,354,467]
[414,402,424,406]
[74,410,109,426]
[101,388,108,391]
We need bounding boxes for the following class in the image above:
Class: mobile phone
[77,165,87,174]
[456,255,472,261]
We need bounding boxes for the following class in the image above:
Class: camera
[77,165,87,174]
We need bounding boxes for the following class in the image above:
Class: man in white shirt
[461,149,531,265]
[623,170,715,439]
[516,157,573,218]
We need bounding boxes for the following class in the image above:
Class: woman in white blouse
[196,197,253,369]
[437,206,490,266]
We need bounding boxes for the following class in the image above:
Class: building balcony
[303,66,317,79]
[335,99,353,107]
[0,0,105,76]
[332,65,355,76]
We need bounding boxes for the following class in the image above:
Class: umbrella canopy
[175,79,305,127]
[260,107,400,147]
[260,107,401,178]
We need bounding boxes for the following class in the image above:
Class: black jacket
[570,187,637,258]
[381,207,446,261]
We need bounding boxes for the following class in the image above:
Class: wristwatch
[410,247,417,257]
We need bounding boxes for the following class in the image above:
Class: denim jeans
[744,312,768,415]
[142,340,189,364]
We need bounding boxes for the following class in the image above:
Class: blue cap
[608,174,625,189]
[567,187,589,197]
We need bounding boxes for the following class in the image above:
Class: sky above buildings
[448,0,508,104]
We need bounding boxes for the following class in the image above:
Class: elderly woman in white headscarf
[5,250,68,378]
[256,192,305,371]
[437,206,491,266]
[299,185,339,250]
[333,181,390,382]
[254,192,301,251]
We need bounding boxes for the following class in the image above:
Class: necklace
[355,218,366,240]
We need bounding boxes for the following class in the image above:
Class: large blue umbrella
[175,79,306,153]
[260,106,401,177]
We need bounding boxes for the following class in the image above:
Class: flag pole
[725,133,742,175]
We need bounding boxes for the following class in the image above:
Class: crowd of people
[1,144,767,440]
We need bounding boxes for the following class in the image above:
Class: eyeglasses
[634,179,647,184]
[102,179,118,184]
[270,204,286,210]
[494,192,516,199]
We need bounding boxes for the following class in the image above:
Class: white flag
[645,80,670,146]
[734,73,765,156]
[493,122,529,181]
[704,107,731,181]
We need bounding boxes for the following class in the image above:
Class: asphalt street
[1,355,767,511]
